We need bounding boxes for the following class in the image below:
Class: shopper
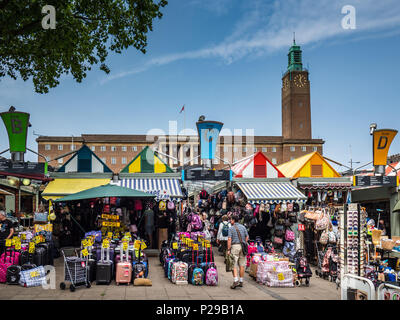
[217,215,230,258]
[0,210,14,255]
[227,215,249,289]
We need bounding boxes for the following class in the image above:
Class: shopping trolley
[59,248,91,292]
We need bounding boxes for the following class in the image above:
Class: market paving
[0,250,340,300]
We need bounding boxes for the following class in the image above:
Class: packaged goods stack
[159,232,218,286]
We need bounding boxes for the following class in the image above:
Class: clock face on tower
[294,74,308,88]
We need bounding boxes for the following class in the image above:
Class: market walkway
[0,250,340,300]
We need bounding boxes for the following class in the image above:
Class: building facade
[36,42,324,173]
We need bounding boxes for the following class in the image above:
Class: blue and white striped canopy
[111,178,183,202]
[236,182,307,204]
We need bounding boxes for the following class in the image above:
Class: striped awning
[236,182,307,204]
[112,178,183,201]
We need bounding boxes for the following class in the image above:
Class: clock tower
[282,40,312,140]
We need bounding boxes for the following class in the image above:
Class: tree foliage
[0,0,168,93]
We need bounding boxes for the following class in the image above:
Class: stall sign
[172,242,178,250]
[373,129,398,166]
[353,175,398,187]
[29,242,35,253]
[298,224,305,232]
[101,214,119,220]
[0,110,30,153]
[5,239,11,247]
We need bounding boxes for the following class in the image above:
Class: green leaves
[0,0,168,93]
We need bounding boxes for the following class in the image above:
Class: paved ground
[0,250,340,300]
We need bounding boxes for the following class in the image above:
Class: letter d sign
[373,129,397,166]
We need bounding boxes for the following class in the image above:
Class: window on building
[162,146,168,152]
[45,144,51,151]
[194,158,198,165]
[290,156,295,161]
[58,144,63,151]
[111,157,116,164]
[233,147,238,153]
[111,146,116,152]
[101,158,106,163]
[313,146,318,152]
[290,146,295,152]
[299,102,303,107]
[262,147,267,152]
[300,123,303,129]
[122,157,127,164]
[302,146,307,152]
[122,146,127,152]
[91,146,96,151]
[70,145,76,151]
[254,147,257,152]
[243,147,247,153]
[132,146,137,152]
[272,158,277,165]
[311,164,323,177]
[271,147,277,153]
[100,146,106,152]
[58,158,63,164]
[224,146,229,153]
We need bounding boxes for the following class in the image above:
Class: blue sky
[1,0,400,172]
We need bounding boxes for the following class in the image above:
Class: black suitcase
[34,247,47,266]
[96,247,113,285]
[88,258,97,283]
[19,251,34,266]
[36,242,54,266]
[6,265,21,285]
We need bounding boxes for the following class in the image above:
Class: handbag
[315,210,329,230]
[273,236,283,245]
[226,253,235,272]
[234,225,248,256]
[319,229,329,245]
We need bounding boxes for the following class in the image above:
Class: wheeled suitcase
[36,242,54,266]
[96,247,113,285]
[116,244,132,285]
[6,265,21,285]
[132,242,148,280]
[33,247,47,266]
[87,258,97,283]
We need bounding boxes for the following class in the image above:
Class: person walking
[217,215,230,258]
[227,215,249,289]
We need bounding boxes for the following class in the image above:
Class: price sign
[102,240,110,249]
[205,243,211,248]
[30,271,40,278]
[140,242,147,250]
[122,242,128,251]
[134,240,141,250]
[172,242,178,250]
[277,273,285,281]
[298,224,305,232]
[29,242,35,253]
[107,232,113,239]
[193,243,199,251]
[5,239,12,247]
[21,233,26,240]
[81,248,89,257]
[15,242,21,250]
[82,240,88,248]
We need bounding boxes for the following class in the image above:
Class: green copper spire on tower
[287,34,303,72]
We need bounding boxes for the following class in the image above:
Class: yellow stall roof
[41,178,110,200]
[277,152,341,178]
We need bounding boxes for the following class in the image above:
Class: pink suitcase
[116,245,132,285]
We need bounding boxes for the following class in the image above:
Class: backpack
[191,214,203,231]
[200,190,208,200]
[205,267,218,286]
[167,201,175,211]
[285,229,295,242]
[283,242,296,259]
[159,201,166,211]
[192,267,204,285]
[134,199,143,211]
[222,222,229,237]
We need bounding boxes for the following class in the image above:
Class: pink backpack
[285,229,295,242]
[167,201,175,210]
[134,199,143,211]
[205,247,218,286]
[247,241,258,267]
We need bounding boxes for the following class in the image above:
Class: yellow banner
[373,129,398,166]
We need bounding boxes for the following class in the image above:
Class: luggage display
[1,249,20,266]
[171,261,188,285]
[132,240,148,280]
[188,250,204,286]
[0,250,19,283]
[204,247,218,286]
[116,244,132,285]
[19,266,47,287]
[33,247,47,266]
[87,258,97,283]
[36,242,54,266]
[6,265,21,285]
[96,247,113,285]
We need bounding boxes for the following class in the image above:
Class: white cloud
[101,0,400,83]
